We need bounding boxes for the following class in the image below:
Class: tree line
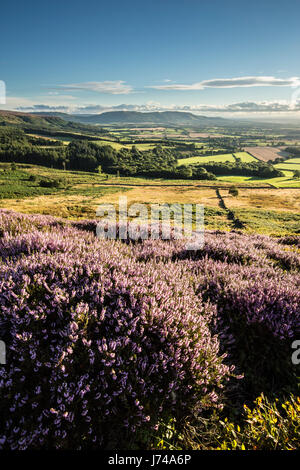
[188,160,284,178]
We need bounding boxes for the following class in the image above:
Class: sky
[1,0,300,119]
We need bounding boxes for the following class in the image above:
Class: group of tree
[64,141,217,179]
[0,128,29,145]
[0,144,66,168]
[173,165,216,180]
[66,141,117,172]
[189,160,284,178]
[293,169,300,179]
[285,146,300,156]
[271,146,300,165]
[0,128,65,166]
[66,141,181,177]
[0,127,60,146]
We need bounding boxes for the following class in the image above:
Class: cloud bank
[54,81,133,95]
[16,100,300,115]
[150,76,300,90]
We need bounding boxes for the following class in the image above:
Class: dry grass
[98,186,220,206]
[220,188,300,212]
[0,194,100,219]
[2,174,299,229]
[0,186,220,219]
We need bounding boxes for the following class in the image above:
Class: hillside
[0,110,107,135]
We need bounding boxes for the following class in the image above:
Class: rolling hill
[73,111,231,126]
[32,110,235,127]
[1,109,282,130]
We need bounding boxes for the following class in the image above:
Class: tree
[229,186,239,197]
[95,145,117,171]
[293,170,300,179]
[66,141,98,171]
[177,165,193,178]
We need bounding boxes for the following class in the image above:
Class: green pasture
[275,163,300,171]
[217,170,300,188]
[284,158,300,164]
[234,151,256,162]
[92,140,157,151]
[178,153,236,166]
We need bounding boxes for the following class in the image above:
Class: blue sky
[1,0,300,118]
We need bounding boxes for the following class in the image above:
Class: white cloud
[150,76,300,90]
[4,97,300,117]
[182,101,300,113]
[54,81,134,95]
[18,104,73,112]
[46,92,76,99]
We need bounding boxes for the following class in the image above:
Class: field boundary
[215,188,245,229]
[78,181,275,190]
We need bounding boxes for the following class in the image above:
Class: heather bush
[278,235,300,248]
[0,209,299,449]
[0,220,231,449]
[192,259,300,397]
[0,209,65,237]
[39,178,65,189]
[131,231,300,397]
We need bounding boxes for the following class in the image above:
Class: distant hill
[78,111,232,126]
[1,109,285,130]
[32,110,234,127]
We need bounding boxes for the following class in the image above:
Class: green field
[217,175,259,183]
[92,140,157,151]
[217,169,300,188]
[275,163,300,171]
[233,151,256,162]
[178,151,256,166]
[284,157,300,163]
[178,153,236,165]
